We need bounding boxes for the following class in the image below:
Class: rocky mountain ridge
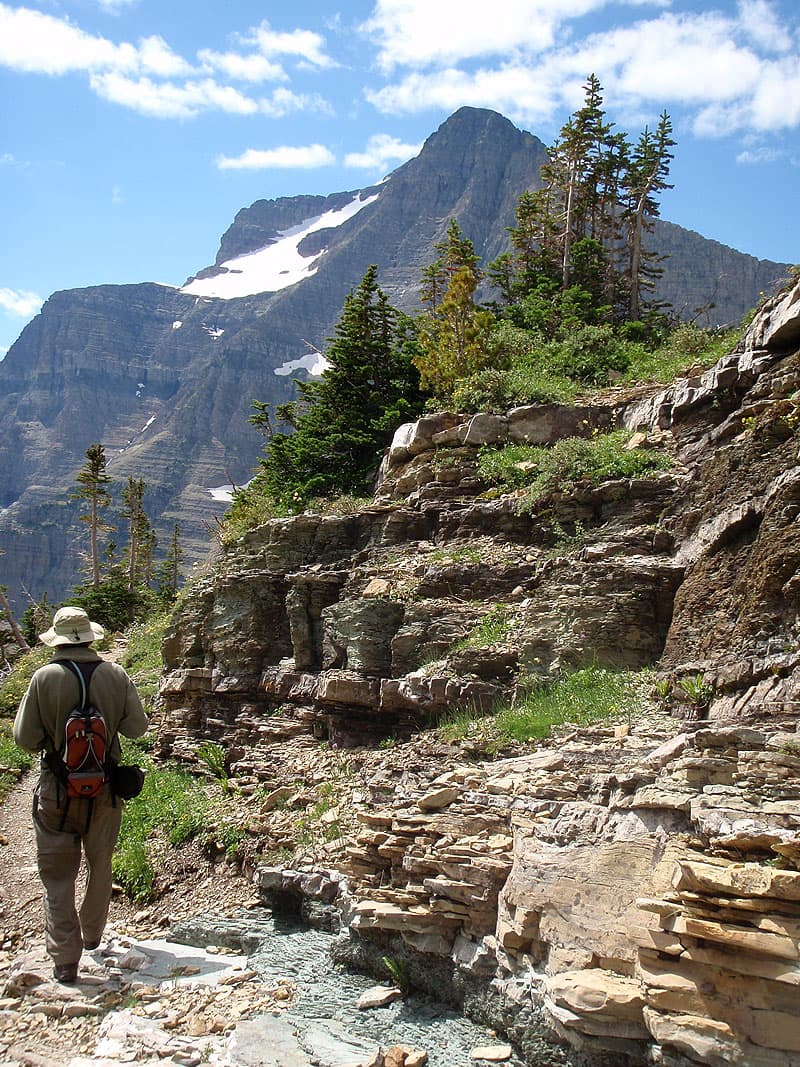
[0,106,791,609]
[155,277,800,1065]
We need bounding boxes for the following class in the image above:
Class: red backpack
[59,660,109,799]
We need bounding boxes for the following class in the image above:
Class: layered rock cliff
[0,107,790,610]
[157,278,800,1066]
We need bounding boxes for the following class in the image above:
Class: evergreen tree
[415,220,495,393]
[121,477,156,590]
[157,521,183,600]
[489,74,674,329]
[626,112,675,319]
[71,443,113,588]
[259,265,424,508]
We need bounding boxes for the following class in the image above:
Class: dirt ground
[0,769,258,959]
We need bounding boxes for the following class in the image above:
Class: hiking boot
[54,962,79,983]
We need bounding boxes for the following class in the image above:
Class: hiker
[13,606,148,983]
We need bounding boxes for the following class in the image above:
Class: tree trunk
[90,496,100,588]
[0,587,31,653]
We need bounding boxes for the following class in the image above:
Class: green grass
[496,666,652,741]
[0,723,33,803]
[448,321,744,415]
[113,752,212,900]
[438,666,653,744]
[621,323,740,385]
[0,647,50,800]
[477,430,671,509]
[455,605,514,649]
[122,610,171,703]
[0,647,51,718]
[113,738,248,901]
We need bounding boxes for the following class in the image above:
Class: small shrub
[623,324,740,385]
[456,605,514,648]
[451,368,513,413]
[679,674,713,707]
[652,677,673,705]
[382,955,411,992]
[196,741,228,786]
[70,571,158,633]
[541,324,636,386]
[304,494,373,516]
[221,472,291,543]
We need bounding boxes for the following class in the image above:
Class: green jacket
[13,646,148,767]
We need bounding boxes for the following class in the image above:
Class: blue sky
[1,0,799,355]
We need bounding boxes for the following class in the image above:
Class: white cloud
[242,20,337,69]
[362,0,605,71]
[89,74,261,118]
[0,4,332,120]
[367,66,560,124]
[216,144,336,170]
[749,58,800,131]
[736,0,790,53]
[95,0,138,11]
[736,145,782,163]
[197,48,287,83]
[365,1,800,139]
[111,185,124,203]
[136,35,193,78]
[344,132,421,170]
[260,87,333,118]
[0,3,139,75]
[1,152,18,165]
[0,287,43,317]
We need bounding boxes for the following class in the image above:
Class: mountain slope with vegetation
[0,103,789,611]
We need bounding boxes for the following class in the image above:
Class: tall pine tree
[260,265,424,508]
[626,112,675,320]
[71,443,112,589]
[489,74,674,328]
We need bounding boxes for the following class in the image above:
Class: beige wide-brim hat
[39,606,105,647]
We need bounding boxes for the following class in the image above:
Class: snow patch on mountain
[180,193,380,301]
[274,350,330,377]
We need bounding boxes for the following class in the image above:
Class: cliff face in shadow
[0,106,790,608]
[157,280,800,1066]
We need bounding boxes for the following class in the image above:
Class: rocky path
[0,761,276,1067]
[0,772,40,959]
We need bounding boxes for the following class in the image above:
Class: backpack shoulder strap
[60,659,102,711]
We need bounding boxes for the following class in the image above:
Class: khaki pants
[33,773,122,967]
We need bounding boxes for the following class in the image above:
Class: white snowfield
[274,350,330,377]
[180,192,380,301]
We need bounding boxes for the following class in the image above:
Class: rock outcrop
[0,107,790,609]
[156,281,800,1065]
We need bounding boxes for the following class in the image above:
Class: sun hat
[39,606,105,647]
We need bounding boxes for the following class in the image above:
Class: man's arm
[118,673,149,739]
[12,676,47,754]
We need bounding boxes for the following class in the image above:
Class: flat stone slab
[357,984,404,1010]
[470,1046,513,1062]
